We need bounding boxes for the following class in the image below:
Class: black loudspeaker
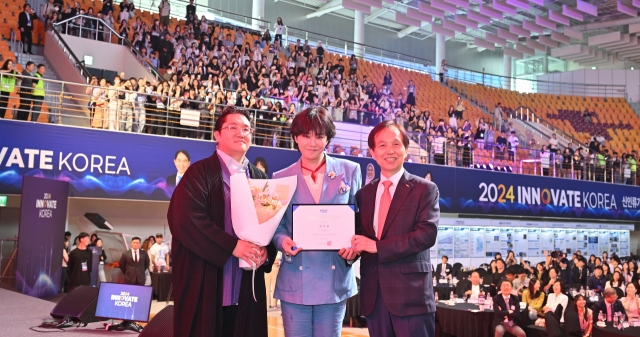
[139,305,173,337]
[50,286,99,324]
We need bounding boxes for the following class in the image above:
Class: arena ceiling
[275,0,640,66]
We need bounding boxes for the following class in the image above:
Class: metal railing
[49,26,93,83]
[1,72,638,186]
[445,65,627,98]
[134,0,271,32]
[52,15,165,84]
[508,106,586,149]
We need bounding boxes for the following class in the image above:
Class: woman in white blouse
[605,271,625,293]
[543,280,568,322]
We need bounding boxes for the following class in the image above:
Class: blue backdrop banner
[15,176,69,298]
[1,120,638,221]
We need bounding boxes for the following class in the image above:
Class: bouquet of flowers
[231,174,297,269]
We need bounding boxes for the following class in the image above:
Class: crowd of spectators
[9,2,639,186]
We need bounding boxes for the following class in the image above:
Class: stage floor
[0,289,369,336]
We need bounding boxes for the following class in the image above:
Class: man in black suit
[119,237,149,285]
[492,280,526,337]
[167,106,276,337]
[571,256,588,288]
[592,287,626,324]
[18,4,38,54]
[166,149,190,187]
[352,121,439,337]
[435,255,453,280]
[457,270,488,298]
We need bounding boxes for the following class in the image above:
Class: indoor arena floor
[0,288,369,337]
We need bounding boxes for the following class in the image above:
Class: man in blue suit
[271,107,362,336]
[352,121,440,337]
[592,287,626,324]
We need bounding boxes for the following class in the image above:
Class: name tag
[81,261,88,272]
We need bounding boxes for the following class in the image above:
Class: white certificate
[292,204,355,250]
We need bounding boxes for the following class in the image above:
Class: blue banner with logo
[15,176,69,298]
[0,120,638,221]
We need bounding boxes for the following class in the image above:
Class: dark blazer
[587,275,606,293]
[435,263,453,278]
[571,267,588,286]
[18,11,38,31]
[492,293,522,330]
[456,281,489,298]
[591,298,626,322]
[166,173,178,187]
[119,249,150,285]
[167,152,276,337]
[356,170,440,317]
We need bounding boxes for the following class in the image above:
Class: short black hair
[78,232,90,240]
[442,255,449,261]
[214,106,252,132]
[253,157,269,174]
[594,266,603,272]
[174,149,190,161]
[65,231,72,237]
[25,61,35,68]
[37,64,45,70]
[290,106,336,149]
[131,237,141,242]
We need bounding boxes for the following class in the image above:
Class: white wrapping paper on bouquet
[230,174,297,269]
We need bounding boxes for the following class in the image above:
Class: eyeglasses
[221,125,253,136]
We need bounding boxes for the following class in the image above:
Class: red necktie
[377,181,393,239]
[301,157,326,183]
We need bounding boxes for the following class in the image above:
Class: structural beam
[306,0,343,18]
[364,8,388,23]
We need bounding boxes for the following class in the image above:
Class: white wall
[538,69,639,102]
[61,35,156,81]
[66,198,171,244]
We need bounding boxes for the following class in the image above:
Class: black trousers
[61,267,69,293]
[17,93,32,120]
[221,305,238,336]
[21,28,33,53]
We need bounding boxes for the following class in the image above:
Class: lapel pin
[406,184,410,187]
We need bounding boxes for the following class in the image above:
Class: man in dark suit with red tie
[119,237,150,285]
[352,121,440,337]
[18,4,38,54]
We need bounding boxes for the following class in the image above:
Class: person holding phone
[18,4,39,54]
[272,106,361,336]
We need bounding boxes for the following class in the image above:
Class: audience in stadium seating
[2,2,638,185]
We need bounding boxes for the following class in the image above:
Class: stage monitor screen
[95,283,153,322]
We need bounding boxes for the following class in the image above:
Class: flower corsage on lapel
[338,177,351,194]
[327,171,337,180]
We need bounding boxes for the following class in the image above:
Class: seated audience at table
[587,266,607,294]
[543,267,559,293]
[435,255,453,279]
[512,269,529,295]
[458,270,487,299]
[491,259,506,287]
[543,280,569,323]
[572,256,588,287]
[574,294,593,337]
[522,278,545,319]
[622,282,639,320]
[592,287,627,323]
[605,271,625,295]
[492,280,526,337]
[558,258,572,287]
